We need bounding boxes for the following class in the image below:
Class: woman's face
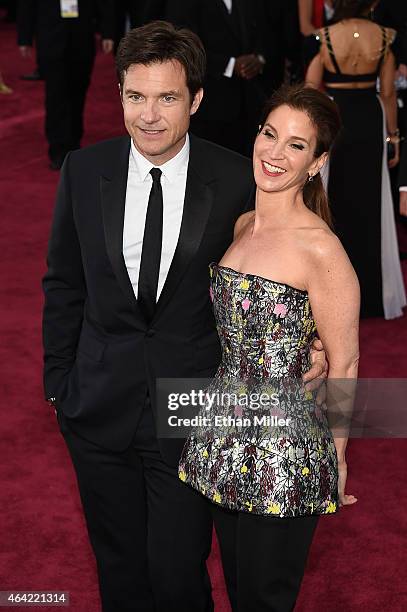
[253,104,324,194]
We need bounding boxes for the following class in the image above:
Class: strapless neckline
[211,262,308,296]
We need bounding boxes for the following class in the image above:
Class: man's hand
[234,54,263,80]
[400,191,407,217]
[19,45,32,58]
[102,39,114,54]
[302,338,328,405]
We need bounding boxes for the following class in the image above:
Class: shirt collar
[130,133,190,183]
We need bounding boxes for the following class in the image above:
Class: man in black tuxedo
[17,0,115,169]
[261,0,302,92]
[42,20,327,612]
[165,0,268,156]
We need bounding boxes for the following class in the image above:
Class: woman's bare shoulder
[304,228,358,289]
[305,226,345,261]
[234,211,255,238]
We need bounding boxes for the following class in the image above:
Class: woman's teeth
[263,161,286,173]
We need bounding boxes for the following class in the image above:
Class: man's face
[121,60,203,165]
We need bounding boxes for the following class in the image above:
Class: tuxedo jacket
[165,0,267,123]
[260,0,302,93]
[17,0,115,61]
[42,135,254,465]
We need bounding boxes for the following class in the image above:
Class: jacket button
[146,329,155,338]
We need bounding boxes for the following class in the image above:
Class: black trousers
[41,52,94,161]
[57,402,213,612]
[212,505,319,612]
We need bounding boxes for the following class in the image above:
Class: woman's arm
[379,47,400,168]
[307,231,360,506]
[305,52,324,88]
[298,0,316,37]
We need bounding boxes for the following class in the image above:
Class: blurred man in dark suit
[113,0,136,53]
[113,0,169,53]
[17,0,115,169]
[165,0,268,155]
[261,0,302,92]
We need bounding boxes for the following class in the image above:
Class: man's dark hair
[116,20,206,100]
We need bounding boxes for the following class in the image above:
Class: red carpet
[1,17,407,611]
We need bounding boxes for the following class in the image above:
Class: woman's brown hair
[259,84,342,228]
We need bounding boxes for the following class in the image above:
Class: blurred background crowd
[1,0,406,321]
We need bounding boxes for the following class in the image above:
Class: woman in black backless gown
[306,0,406,318]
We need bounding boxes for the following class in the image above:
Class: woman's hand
[388,136,400,169]
[338,459,357,507]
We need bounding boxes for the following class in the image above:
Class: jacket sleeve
[17,0,37,47]
[253,0,268,58]
[42,153,87,401]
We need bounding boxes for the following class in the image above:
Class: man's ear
[190,88,204,116]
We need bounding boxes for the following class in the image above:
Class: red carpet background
[1,17,407,611]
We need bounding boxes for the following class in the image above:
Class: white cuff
[399,186,407,192]
[224,57,236,78]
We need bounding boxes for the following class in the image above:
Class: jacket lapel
[100,136,141,314]
[216,0,241,41]
[233,0,250,51]
[153,136,215,321]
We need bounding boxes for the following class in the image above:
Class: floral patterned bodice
[209,263,317,380]
[179,263,339,517]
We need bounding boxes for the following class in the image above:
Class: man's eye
[130,95,142,102]
[163,96,176,102]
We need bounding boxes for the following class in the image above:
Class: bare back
[319,20,395,89]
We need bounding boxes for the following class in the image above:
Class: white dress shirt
[123,135,189,301]
[222,0,236,78]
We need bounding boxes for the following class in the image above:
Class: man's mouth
[261,161,287,176]
[139,127,165,135]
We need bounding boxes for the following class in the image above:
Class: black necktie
[138,168,163,323]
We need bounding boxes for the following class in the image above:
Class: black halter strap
[376,26,388,72]
[324,26,341,74]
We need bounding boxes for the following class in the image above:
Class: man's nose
[140,101,160,123]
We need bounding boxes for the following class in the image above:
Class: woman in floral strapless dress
[179,85,360,612]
